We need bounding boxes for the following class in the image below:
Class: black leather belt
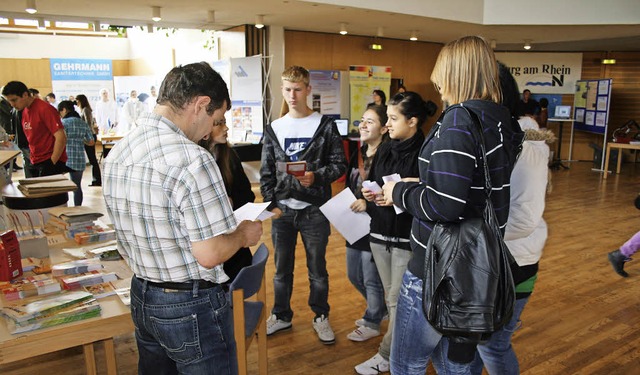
[136,276,220,290]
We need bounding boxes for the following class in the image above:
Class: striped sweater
[392,100,523,279]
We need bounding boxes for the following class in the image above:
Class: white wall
[0,33,129,59]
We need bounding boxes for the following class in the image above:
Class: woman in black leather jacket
[382,36,521,374]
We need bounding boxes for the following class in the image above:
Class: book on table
[4,298,102,334]
[0,274,61,301]
[61,270,118,290]
[51,258,103,277]
[1,290,96,323]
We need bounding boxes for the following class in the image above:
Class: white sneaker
[266,314,292,336]
[347,326,381,342]
[356,314,388,327]
[355,353,390,375]
[312,314,335,344]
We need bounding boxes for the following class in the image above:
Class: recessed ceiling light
[339,23,347,35]
[25,0,37,14]
[151,6,162,22]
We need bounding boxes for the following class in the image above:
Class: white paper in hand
[382,173,404,214]
[362,180,382,193]
[234,202,274,222]
[319,189,371,245]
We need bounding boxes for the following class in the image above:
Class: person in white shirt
[93,88,118,134]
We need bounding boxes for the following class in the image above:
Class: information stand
[573,79,612,171]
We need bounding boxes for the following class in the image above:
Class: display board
[348,65,391,137]
[573,79,612,135]
[308,70,342,119]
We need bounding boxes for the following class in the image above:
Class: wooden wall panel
[284,30,442,129]
[0,58,53,95]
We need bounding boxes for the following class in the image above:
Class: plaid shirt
[102,113,236,283]
[62,117,94,171]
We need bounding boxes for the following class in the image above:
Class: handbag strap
[457,105,493,198]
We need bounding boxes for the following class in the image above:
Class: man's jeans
[271,205,330,321]
[346,246,387,329]
[130,277,237,375]
[391,270,471,375]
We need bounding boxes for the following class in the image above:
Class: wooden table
[98,135,124,143]
[0,239,134,374]
[0,150,22,183]
[603,142,640,179]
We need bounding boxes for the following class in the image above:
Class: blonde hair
[430,36,502,106]
[281,65,310,86]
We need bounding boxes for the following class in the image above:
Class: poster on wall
[113,76,162,134]
[349,65,391,137]
[230,100,263,144]
[308,70,341,118]
[573,79,612,134]
[494,53,582,94]
[49,58,114,106]
[228,56,263,143]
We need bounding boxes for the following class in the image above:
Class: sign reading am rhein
[495,53,583,95]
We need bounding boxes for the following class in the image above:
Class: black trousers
[84,134,101,184]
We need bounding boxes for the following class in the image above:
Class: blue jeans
[68,169,83,206]
[391,270,471,375]
[271,204,331,321]
[346,247,387,329]
[469,297,530,375]
[130,277,237,375]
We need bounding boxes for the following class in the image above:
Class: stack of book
[51,258,103,277]
[60,270,118,290]
[0,274,62,301]
[17,175,78,197]
[48,207,116,244]
[1,290,101,334]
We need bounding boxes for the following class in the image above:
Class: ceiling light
[37,18,45,30]
[93,20,101,32]
[207,10,215,23]
[147,23,154,33]
[490,39,497,49]
[255,15,264,29]
[369,43,382,51]
[151,6,162,22]
[602,58,617,65]
[25,0,37,14]
[339,23,347,35]
[377,27,384,38]
[409,30,418,41]
[524,40,532,50]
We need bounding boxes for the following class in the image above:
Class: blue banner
[50,59,112,81]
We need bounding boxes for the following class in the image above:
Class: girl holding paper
[345,105,389,343]
[355,92,435,375]
[200,116,255,281]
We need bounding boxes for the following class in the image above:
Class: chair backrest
[228,243,269,301]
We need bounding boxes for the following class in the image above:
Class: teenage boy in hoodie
[260,65,347,345]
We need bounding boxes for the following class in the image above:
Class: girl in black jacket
[355,92,433,374]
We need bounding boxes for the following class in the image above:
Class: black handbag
[421,108,515,342]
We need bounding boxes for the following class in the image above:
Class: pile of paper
[17,175,78,197]
[48,206,115,244]
[0,274,61,301]
[1,290,101,334]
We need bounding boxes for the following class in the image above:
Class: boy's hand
[270,207,283,219]
[295,171,315,188]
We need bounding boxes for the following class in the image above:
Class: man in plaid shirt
[103,62,262,374]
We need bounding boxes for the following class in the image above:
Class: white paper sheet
[234,202,275,222]
[382,173,404,214]
[319,189,371,245]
